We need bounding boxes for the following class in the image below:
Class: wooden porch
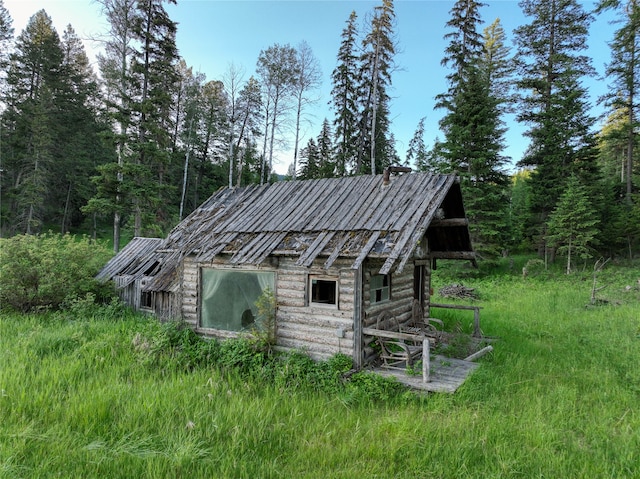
[371,354,481,393]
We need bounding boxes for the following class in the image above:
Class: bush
[0,233,114,312]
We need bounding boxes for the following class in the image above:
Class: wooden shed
[98,170,476,368]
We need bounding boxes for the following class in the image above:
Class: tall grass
[1,259,639,478]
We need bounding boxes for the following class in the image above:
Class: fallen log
[464,345,493,362]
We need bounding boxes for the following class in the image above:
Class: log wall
[275,257,356,361]
[175,254,423,363]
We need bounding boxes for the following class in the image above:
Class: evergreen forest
[1,0,639,265]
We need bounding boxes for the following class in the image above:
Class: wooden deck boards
[371,355,481,393]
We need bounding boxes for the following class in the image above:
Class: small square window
[310,276,338,307]
[370,274,390,304]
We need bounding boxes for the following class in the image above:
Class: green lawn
[1,261,639,478]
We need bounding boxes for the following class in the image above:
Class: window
[140,291,153,310]
[309,276,338,307]
[200,269,275,332]
[370,274,390,304]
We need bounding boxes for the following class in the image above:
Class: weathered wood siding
[178,255,356,360]
[182,257,199,328]
[176,254,426,364]
[360,259,418,365]
[275,257,356,361]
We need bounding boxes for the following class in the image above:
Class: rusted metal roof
[99,172,475,291]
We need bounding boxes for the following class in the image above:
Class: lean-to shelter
[98,170,475,368]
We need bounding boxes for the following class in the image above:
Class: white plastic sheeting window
[200,269,275,332]
[370,274,390,304]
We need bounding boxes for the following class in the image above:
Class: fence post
[422,338,430,383]
[473,307,481,337]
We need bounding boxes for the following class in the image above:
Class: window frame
[199,267,276,333]
[370,273,391,304]
[308,275,339,309]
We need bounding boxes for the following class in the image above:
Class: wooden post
[464,345,493,362]
[353,266,363,369]
[473,307,481,338]
[422,338,430,383]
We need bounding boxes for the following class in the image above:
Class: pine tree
[356,0,397,175]
[297,138,320,180]
[405,117,427,168]
[0,0,14,98]
[514,0,597,237]
[546,175,600,274]
[331,11,360,176]
[439,65,509,255]
[233,76,263,186]
[437,0,509,256]
[596,0,640,205]
[437,0,486,110]
[481,17,514,113]
[56,25,111,233]
[316,118,335,178]
[129,0,180,235]
[91,0,138,251]
[191,80,227,206]
[2,10,63,234]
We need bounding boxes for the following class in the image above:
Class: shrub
[0,233,114,312]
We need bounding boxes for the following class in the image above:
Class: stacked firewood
[438,283,478,300]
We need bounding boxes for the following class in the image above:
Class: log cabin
[97,169,476,368]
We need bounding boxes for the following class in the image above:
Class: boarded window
[200,269,275,332]
[309,276,338,307]
[370,274,390,304]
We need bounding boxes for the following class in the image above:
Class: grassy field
[1,259,639,478]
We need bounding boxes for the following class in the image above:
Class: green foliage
[546,175,601,273]
[0,233,114,312]
[514,0,598,235]
[2,266,640,477]
[254,286,276,344]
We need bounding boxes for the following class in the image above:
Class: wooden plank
[246,231,289,265]
[239,180,302,232]
[362,327,435,344]
[430,303,483,310]
[323,233,351,270]
[429,218,469,227]
[430,251,477,260]
[228,232,266,264]
[351,231,381,270]
[379,176,453,275]
[302,177,354,231]
[373,355,480,393]
[277,179,334,232]
[422,339,430,383]
[195,232,238,262]
[333,176,381,230]
[296,231,335,267]
[353,266,363,369]
[361,173,425,231]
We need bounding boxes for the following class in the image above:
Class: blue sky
[6,0,616,174]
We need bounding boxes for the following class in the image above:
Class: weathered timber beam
[429,251,476,260]
[428,218,469,227]
[362,327,436,344]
